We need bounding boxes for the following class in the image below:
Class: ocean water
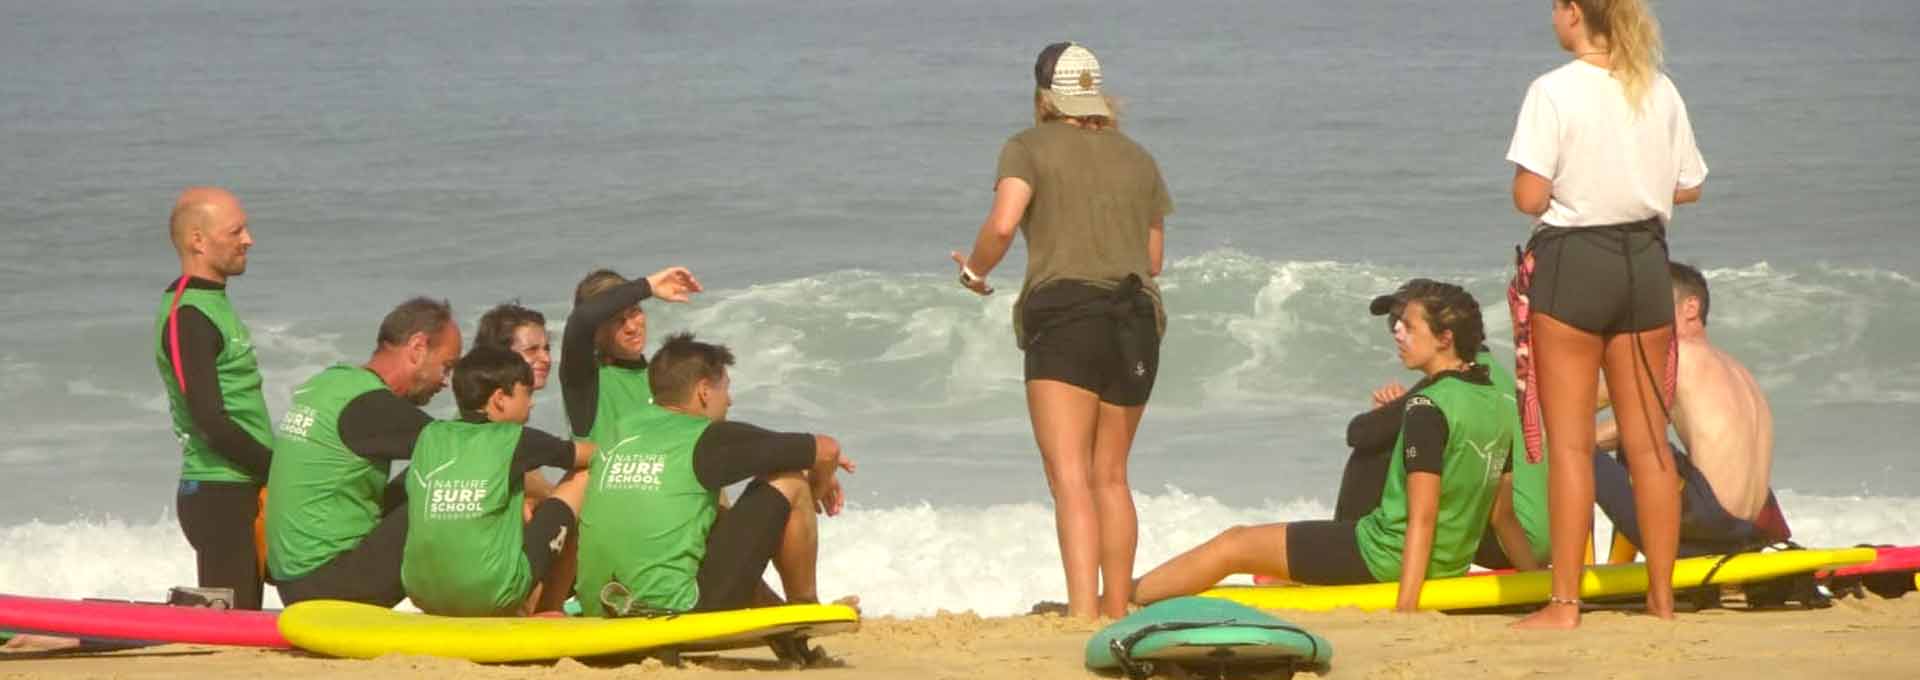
[2,0,1916,617]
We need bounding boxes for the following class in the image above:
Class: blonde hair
[573,268,641,363]
[1568,0,1665,111]
[1032,90,1120,130]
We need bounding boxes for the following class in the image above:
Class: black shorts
[1022,280,1161,407]
[692,480,793,612]
[275,509,409,607]
[1527,220,1674,335]
[1473,531,1518,570]
[176,480,265,611]
[1286,520,1377,586]
[522,498,578,584]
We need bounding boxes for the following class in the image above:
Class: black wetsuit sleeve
[381,474,407,514]
[1346,398,1410,451]
[511,427,577,476]
[690,421,816,491]
[338,391,433,462]
[164,306,274,481]
[1400,396,1449,476]
[1345,375,1440,450]
[561,278,654,438]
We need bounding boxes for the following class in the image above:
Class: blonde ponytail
[1572,0,1666,111]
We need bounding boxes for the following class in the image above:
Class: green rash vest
[575,406,714,615]
[401,421,532,617]
[1355,374,1514,582]
[153,287,273,483]
[1480,350,1551,565]
[265,365,392,581]
[584,363,653,446]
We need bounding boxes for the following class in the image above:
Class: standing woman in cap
[949,42,1173,619]
[1506,0,1707,630]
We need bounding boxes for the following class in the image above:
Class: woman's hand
[1372,381,1408,408]
[950,252,994,296]
[645,266,704,302]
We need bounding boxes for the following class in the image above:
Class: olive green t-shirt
[996,121,1173,344]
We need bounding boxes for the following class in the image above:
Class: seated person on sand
[266,298,462,607]
[473,303,568,522]
[400,347,594,616]
[1594,262,1790,558]
[574,332,857,617]
[1135,281,1516,612]
[1337,282,1549,572]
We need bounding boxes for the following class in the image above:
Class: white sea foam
[4,489,1915,618]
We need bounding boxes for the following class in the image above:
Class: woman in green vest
[560,267,701,446]
[1133,281,1513,612]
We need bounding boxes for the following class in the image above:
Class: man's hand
[809,435,856,517]
[1372,381,1407,408]
[645,266,704,302]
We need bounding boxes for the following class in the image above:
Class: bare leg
[528,469,590,614]
[1091,400,1145,619]
[1514,313,1604,630]
[1602,326,1681,619]
[1133,524,1293,604]
[1026,379,1102,618]
[765,472,820,603]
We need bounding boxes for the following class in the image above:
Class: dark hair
[1399,281,1484,363]
[648,332,735,406]
[452,346,535,415]
[376,297,454,348]
[474,303,546,351]
[573,269,628,307]
[1669,261,1711,326]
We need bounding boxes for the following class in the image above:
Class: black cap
[1368,278,1445,316]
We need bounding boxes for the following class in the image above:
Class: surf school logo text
[602,453,667,491]
[426,479,491,519]
[278,405,319,439]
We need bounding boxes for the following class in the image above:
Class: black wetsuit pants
[176,480,264,610]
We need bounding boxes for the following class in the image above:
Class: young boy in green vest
[575,332,857,617]
[401,347,595,616]
[1133,281,1515,612]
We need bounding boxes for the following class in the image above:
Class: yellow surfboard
[278,600,860,662]
[1202,547,1875,612]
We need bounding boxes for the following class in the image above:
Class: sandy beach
[5,594,1917,679]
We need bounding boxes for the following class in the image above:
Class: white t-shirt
[1506,60,1708,228]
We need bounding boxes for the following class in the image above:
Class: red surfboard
[0,594,288,648]
[1823,545,1920,578]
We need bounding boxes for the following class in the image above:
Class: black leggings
[693,480,793,612]
[175,480,264,610]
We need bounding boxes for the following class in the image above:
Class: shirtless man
[1594,262,1787,556]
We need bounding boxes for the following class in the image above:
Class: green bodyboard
[1085,597,1332,675]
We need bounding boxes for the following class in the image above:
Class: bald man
[154,187,272,610]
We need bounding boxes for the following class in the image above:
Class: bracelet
[1548,595,1581,606]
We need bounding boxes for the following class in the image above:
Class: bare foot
[832,595,862,615]
[2,635,83,652]
[1645,592,1675,620]
[1511,602,1581,630]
